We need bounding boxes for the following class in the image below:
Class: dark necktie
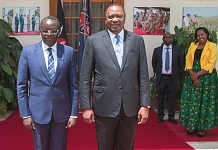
[114,35,122,67]
[165,47,170,71]
[47,48,55,79]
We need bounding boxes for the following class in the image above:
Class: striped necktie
[47,48,55,79]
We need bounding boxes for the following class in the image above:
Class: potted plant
[0,19,22,115]
[150,26,217,109]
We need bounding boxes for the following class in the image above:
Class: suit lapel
[160,46,163,64]
[34,42,51,83]
[53,44,64,83]
[121,30,130,71]
[102,30,120,69]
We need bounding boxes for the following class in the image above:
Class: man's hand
[23,117,35,130]
[82,108,95,123]
[138,106,149,124]
[66,118,77,128]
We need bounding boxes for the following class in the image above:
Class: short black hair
[105,3,126,18]
[40,16,60,29]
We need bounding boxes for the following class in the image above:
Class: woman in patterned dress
[179,27,218,138]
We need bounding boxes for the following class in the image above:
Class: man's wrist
[23,116,31,119]
[70,116,77,118]
[142,106,150,109]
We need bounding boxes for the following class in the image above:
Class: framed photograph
[2,6,40,35]
[133,7,170,35]
[182,7,218,34]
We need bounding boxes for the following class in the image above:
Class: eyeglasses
[40,29,59,34]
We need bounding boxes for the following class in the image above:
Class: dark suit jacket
[15,16,19,25]
[152,45,184,86]
[79,29,150,118]
[17,42,78,124]
[19,16,24,25]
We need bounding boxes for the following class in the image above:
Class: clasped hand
[190,72,200,86]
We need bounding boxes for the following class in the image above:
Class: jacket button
[119,86,122,89]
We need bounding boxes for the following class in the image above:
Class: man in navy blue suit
[17,16,78,150]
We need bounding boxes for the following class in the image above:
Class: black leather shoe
[187,130,195,135]
[197,130,206,138]
[157,117,163,123]
[168,118,178,124]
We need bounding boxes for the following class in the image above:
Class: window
[50,0,123,47]
[49,0,124,63]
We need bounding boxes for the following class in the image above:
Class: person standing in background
[152,32,183,124]
[80,3,150,150]
[191,14,198,26]
[17,16,78,150]
[23,14,27,32]
[183,14,191,29]
[27,15,30,32]
[15,13,19,33]
[19,14,24,32]
[8,14,12,28]
[179,27,218,138]
[32,14,36,31]
[35,14,40,31]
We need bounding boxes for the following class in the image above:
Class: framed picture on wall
[182,7,218,34]
[2,6,40,36]
[133,7,170,35]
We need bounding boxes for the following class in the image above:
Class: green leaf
[1,63,12,75]
[0,86,2,97]
[0,100,7,115]
[2,88,13,103]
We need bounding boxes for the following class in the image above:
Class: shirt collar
[163,44,172,49]
[41,41,57,52]
[107,29,124,43]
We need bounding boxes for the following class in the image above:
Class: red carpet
[8,31,40,36]
[133,28,165,35]
[166,121,218,142]
[0,109,193,150]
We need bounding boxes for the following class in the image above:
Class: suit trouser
[95,107,138,150]
[15,24,18,32]
[32,116,68,150]
[157,75,177,119]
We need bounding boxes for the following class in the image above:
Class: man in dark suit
[32,15,36,31]
[15,13,19,33]
[17,16,78,150]
[152,32,183,124]
[79,3,150,150]
[19,14,24,32]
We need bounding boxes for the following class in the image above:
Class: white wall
[0,0,49,46]
[125,0,218,77]
[0,0,218,77]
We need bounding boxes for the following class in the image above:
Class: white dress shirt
[42,41,57,71]
[162,44,172,74]
[108,29,124,67]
